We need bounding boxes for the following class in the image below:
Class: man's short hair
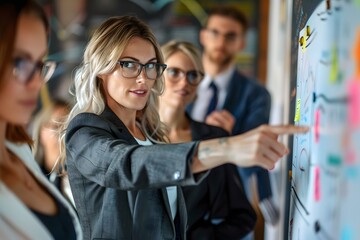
[204,6,248,33]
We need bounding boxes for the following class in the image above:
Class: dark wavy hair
[0,0,49,144]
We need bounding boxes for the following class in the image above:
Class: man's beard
[205,49,233,68]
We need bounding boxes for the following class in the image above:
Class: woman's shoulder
[69,107,125,130]
[66,109,130,143]
[68,112,113,131]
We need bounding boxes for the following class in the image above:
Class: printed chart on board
[289,0,360,239]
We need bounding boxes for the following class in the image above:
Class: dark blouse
[31,199,76,240]
[183,116,257,240]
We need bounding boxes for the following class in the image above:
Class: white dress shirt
[135,137,178,220]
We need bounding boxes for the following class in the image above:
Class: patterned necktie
[206,81,218,116]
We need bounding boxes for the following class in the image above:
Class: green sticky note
[327,155,342,166]
[330,46,338,83]
[294,99,301,122]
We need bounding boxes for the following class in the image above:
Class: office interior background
[36,0,305,239]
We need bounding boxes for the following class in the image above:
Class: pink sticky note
[315,109,320,143]
[314,167,320,202]
[348,80,360,127]
[345,150,356,165]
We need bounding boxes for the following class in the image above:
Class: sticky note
[315,109,320,143]
[348,80,360,127]
[299,33,307,52]
[341,226,354,240]
[306,25,311,37]
[345,150,356,165]
[326,0,331,10]
[355,30,360,76]
[345,167,358,179]
[330,46,338,83]
[294,99,301,122]
[314,166,320,201]
[327,155,342,166]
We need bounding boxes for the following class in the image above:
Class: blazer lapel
[101,106,138,144]
[4,141,82,239]
[223,70,245,112]
[0,182,53,239]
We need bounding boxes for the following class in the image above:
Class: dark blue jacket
[188,70,272,200]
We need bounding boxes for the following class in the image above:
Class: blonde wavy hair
[161,40,204,74]
[57,16,168,174]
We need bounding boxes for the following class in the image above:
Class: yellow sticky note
[299,35,307,52]
[294,98,301,122]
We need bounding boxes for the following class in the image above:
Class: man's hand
[205,110,235,134]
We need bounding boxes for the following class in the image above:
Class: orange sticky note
[354,29,360,76]
[348,80,360,127]
[314,167,320,202]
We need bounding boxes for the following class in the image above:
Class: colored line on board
[312,92,348,104]
[291,186,310,215]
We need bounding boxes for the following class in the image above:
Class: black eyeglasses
[165,67,204,85]
[12,57,56,84]
[117,61,167,80]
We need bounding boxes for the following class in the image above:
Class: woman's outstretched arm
[191,125,309,173]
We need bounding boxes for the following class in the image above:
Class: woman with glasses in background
[159,40,256,239]
[0,0,81,239]
[56,15,307,239]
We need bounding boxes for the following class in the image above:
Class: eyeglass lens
[118,61,166,80]
[166,68,203,85]
[206,28,239,42]
[13,57,56,84]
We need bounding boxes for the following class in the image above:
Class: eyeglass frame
[12,57,57,84]
[165,67,204,85]
[204,28,242,42]
[117,60,167,80]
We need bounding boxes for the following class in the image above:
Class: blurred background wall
[38,0,269,105]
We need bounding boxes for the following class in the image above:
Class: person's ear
[97,74,105,81]
[199,28,207,47]
[238,36,246,51]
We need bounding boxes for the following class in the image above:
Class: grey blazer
[66,106,205,240]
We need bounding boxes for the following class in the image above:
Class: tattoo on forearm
[219,137,229,145]
[198,147,211,159]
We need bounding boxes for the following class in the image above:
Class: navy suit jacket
[188,70,272,200]
[66,106,206,240]
[183,117,257,240]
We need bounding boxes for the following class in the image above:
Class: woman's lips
[130,89,148,96]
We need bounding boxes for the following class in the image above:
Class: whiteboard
[289,0,360,239]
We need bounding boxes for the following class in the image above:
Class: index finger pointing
[266,125,309,135]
